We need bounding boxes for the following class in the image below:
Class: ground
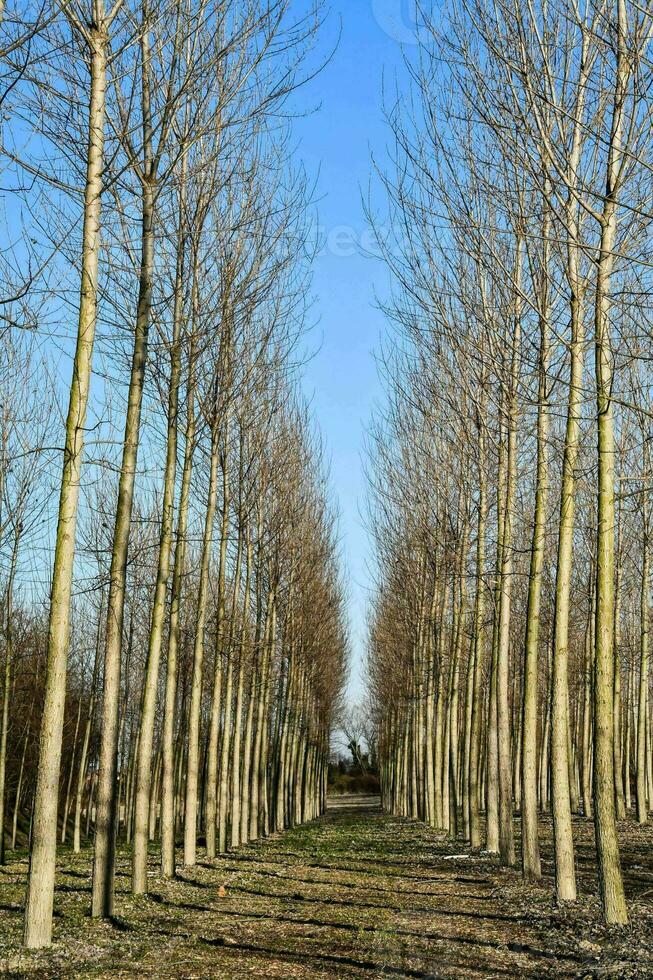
[1,797,653,978]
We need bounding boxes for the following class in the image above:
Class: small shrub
[327,772,380,795]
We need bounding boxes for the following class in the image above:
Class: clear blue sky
[2,2,420,695]
[294,2,417,701]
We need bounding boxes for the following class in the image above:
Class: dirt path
[1,796,652,978]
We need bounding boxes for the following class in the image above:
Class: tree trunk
[132,154,187,891]
[92,158,155,916]
[205,430,230,859]
[24,23,109,947]
[591,0,628,925]
[60,698,82,845]
[160,350,196,877]
[637,531,649,824]
[487,409,507,856]
[74,601,102,854]
[0,529,18,864]
[521,247,549,880]
[496,252,521,869]
[469,398,487,849]
[183,422,220,866]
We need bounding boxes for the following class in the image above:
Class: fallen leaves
[1,803,653,977]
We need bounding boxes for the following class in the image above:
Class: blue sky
[294,2,417,701]
[1,1,419,699]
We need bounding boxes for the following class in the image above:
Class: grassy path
[1,796,652,977]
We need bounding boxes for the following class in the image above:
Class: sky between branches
[297,0,420,700]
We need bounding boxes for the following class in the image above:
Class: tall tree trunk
[0,528,19,864]
[160,351,196,877]
[240,537,262,845]
[591,0,628,925]
[448,531,467,837]
[183,422,220,866]
[469,397,487,849]
[250,589,274,840]
[624,658,632,810]
[229,653,246,848]
[218,509,245,851]
[433,582,448,828]
[259,600,276,837]
[486,406,506,855]
[132,150,187,893]
[521,239,549,879]
[92,174,155,920]
[637,529,649,824]
[551,218,583,906]
[205,430,230,859]
[24,20,110,947]
[581,596,594,820]
[613,506,625,819]
[496,247,521,869]
[74,600,102,853]
[539,641,552,811]
[424,580,438,827]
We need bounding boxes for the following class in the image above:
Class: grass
[1,796,652,977]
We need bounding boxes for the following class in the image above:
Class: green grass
[1,798,652,978]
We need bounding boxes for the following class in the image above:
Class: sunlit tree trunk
[591,0,628,925]
[24,14,112,947]
[539,641,552,812]
[92,173,156,916]
[613,506,625,819]
[230,500,252,849]
[218,510,245,850]
[160,347,196,877]
[424,580,438,827]
[240,663,256,844]
[496,244,521,869]
[469,395,487,849]
[205,428,230,858]
[91,15,157,911]
[462,629,474,841]
[0,529,19,865]
[433,581,448,827]
[487,409,506,856]
[250,588,274,840]
[259,599,276,837]
[183,421,220,866]
[132,147,187,893]
[241,535,264,844]
[637,528,649,824]
[447,529,467,837]
[551,199,583,907]
[581,590,594,820]
[624,658,633,811]
[521,222,549,879]
[74,601,102,853]
[229,652,246,848]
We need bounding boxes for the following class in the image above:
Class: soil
[1,796,652,978]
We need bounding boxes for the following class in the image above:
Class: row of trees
[367,0,653,927]
[0,0,346,950]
